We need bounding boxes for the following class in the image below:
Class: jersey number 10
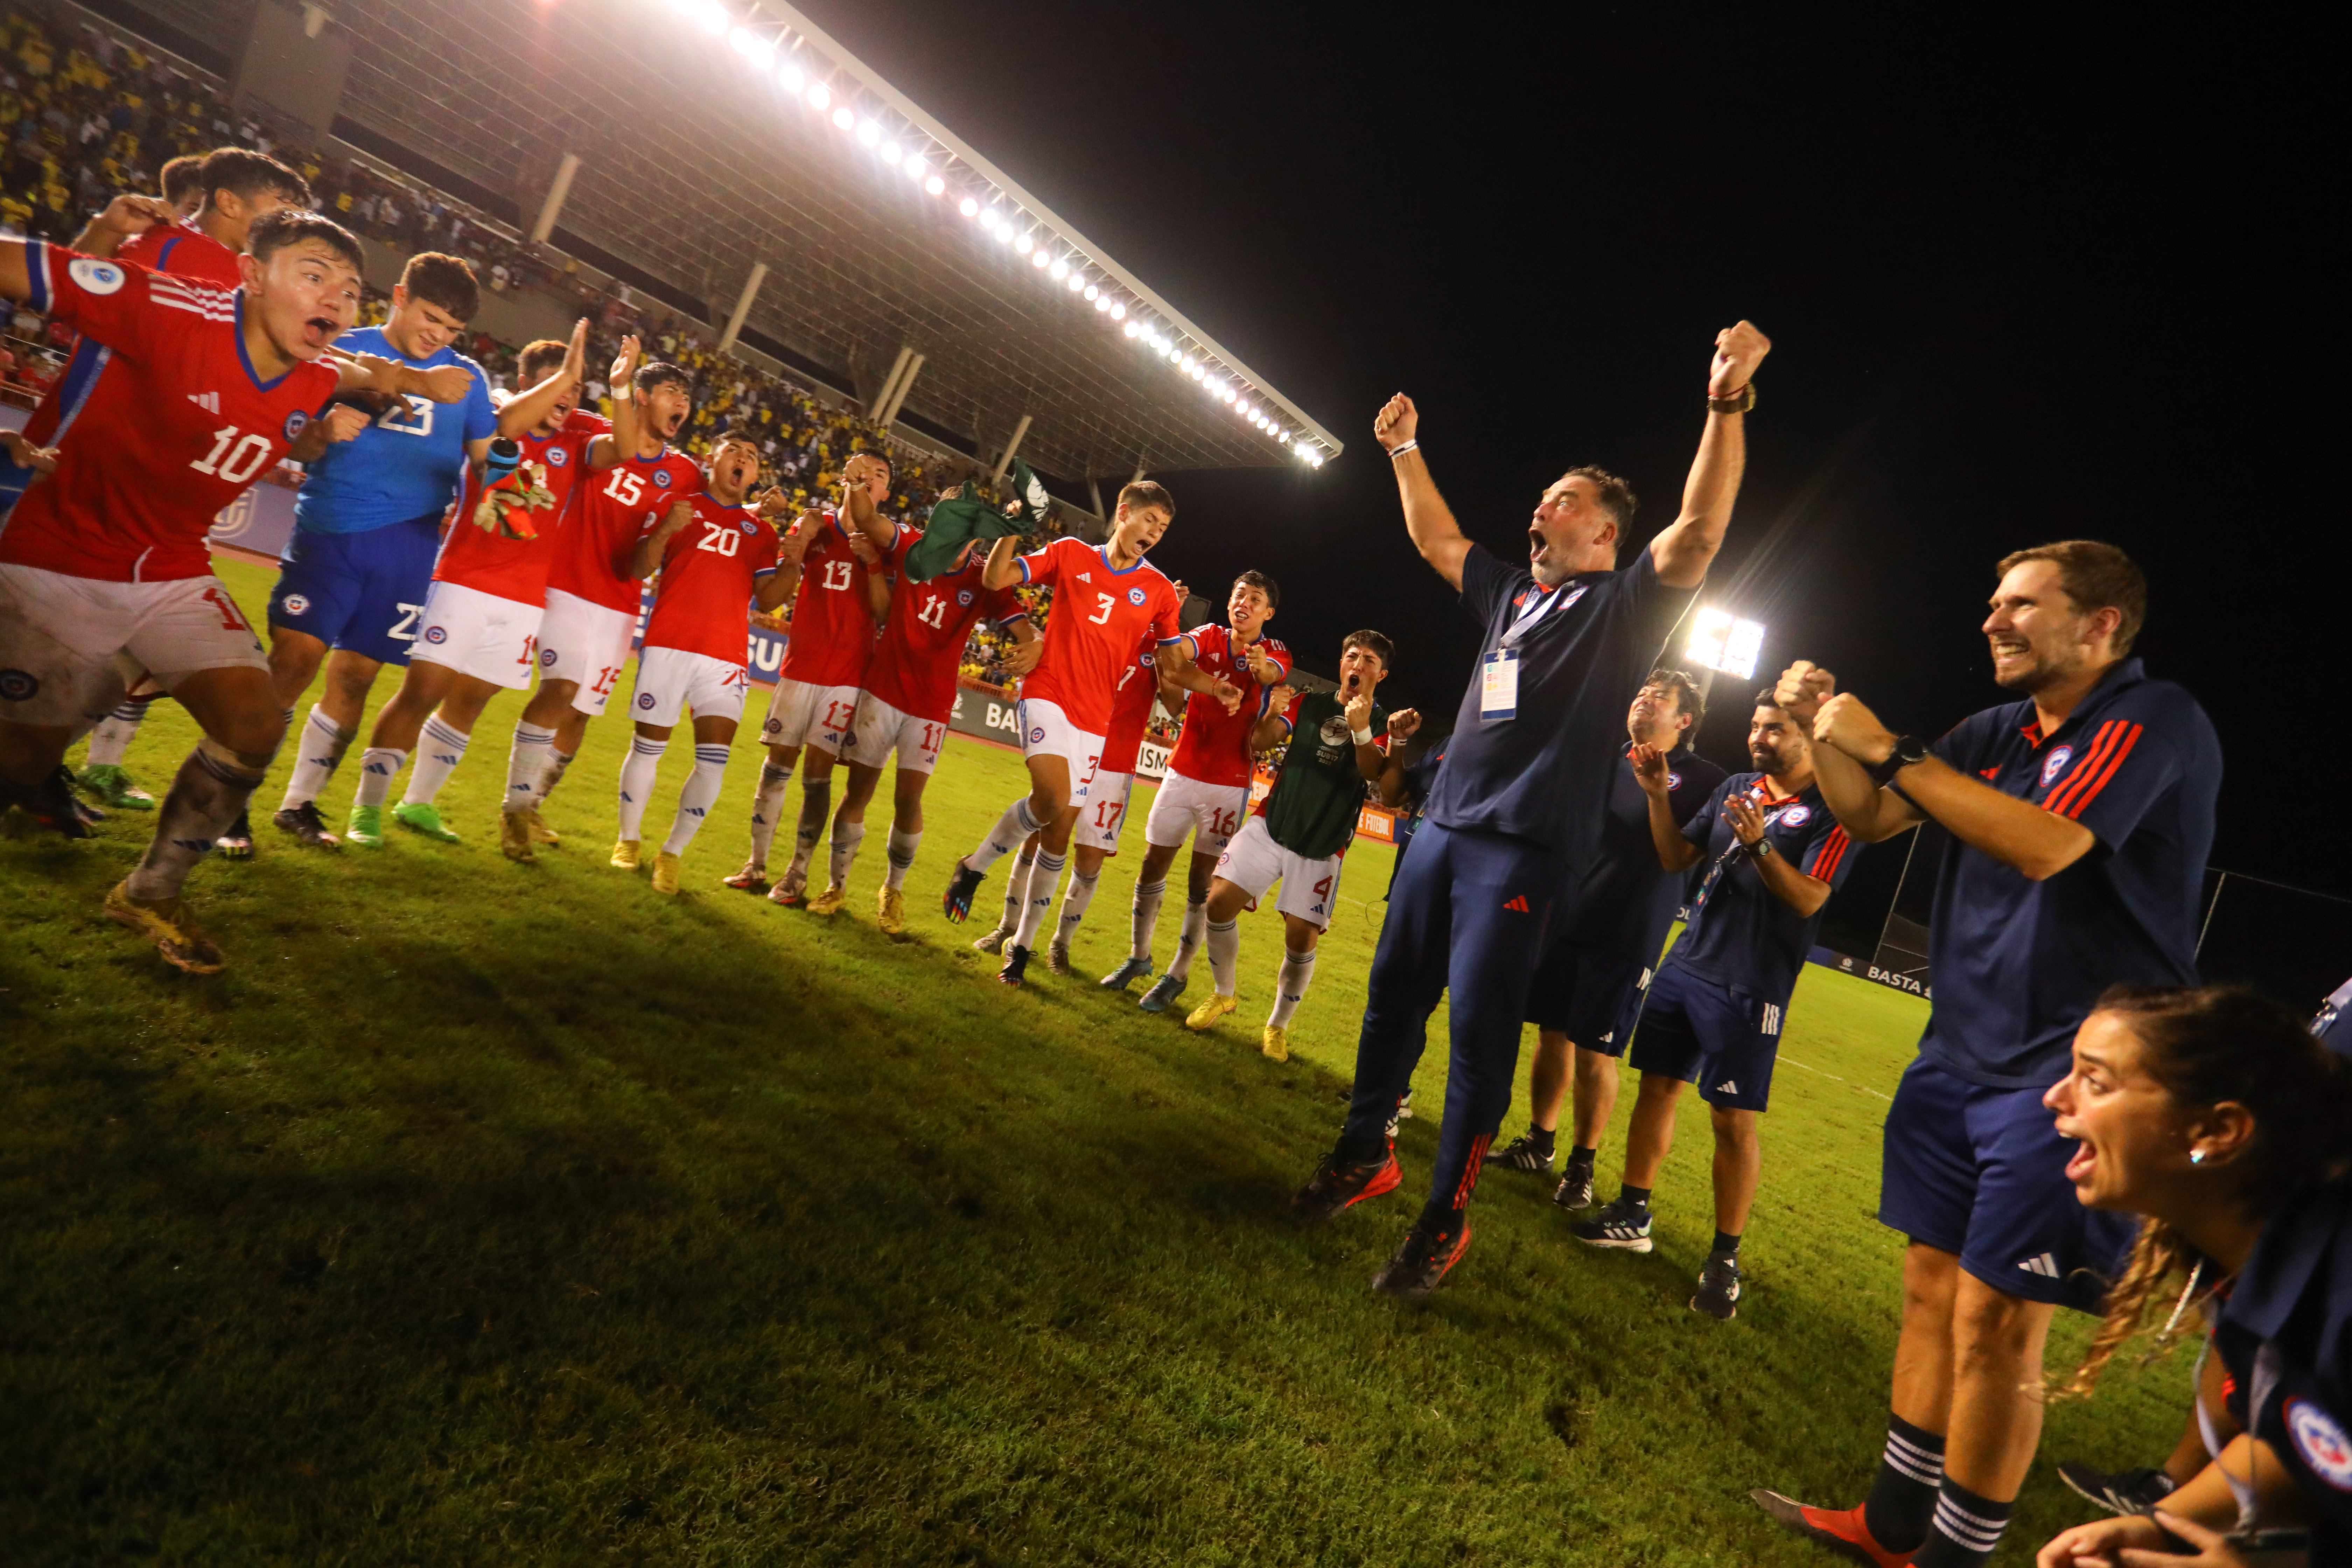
[189,425,275,486]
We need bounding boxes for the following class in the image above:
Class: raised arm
[1370,394,1472,591]
[70,194,174,258]
[1773,662,1924,843]
[498,318,587,439]
[838,454,895,552]
[1371,708,1423,805]
[979,533,1024,592]
[1648,321,1771,589]
[1633,743,1705,873]
[588,335,641,469]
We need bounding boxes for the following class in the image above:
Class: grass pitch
[1,556,2190,1564]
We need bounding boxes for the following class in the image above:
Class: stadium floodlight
[879,140,902,165]
[925,174,946,195]
[856,118,881,146]
[1014,231,1032,253]
[1093,294,1111,312]
[1031,248,1050,268]
[1048,258,1069,279]
[957,195,978,216]
[777,62,805,93]
[729,28,774,65]
[831,105,855,130]
[1064,271,1085,292]
[806,81,831,111]
[1084,284,1100,301]
[1109,302,1125,319]
[695,3,728,37]
[905,151,925,177]
[1684,607,1766,680]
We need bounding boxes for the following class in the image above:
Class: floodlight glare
[1093,294,1111,312]
[778,63,805,93]
[856,119,881,146]
[806,82,831,110]
[1684,607,1766,680]
[728,28,774,65]
[1048,258,1068,279]
[695,4,727,37]
[1123,320,1139,337]
[1064,271,1085,292]
[879,141,902,165]
[905,152,926,177]
[1031,248,1050,269]
[831,106,855,130]
[925,175,946,196]
[957,195,978,216]
[1109,302,1125,319]
[1083,284,1100,300]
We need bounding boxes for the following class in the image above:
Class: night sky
[799,5,2341,895]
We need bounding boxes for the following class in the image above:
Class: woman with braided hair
[2036,986,2352,1568]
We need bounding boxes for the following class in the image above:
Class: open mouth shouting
[299,315,339,352]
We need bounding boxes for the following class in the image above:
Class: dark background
[802,3,2345,900]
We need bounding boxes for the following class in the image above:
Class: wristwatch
[1870,734,1929,788]
[1748,836,1776,859]
[1707,383,1756,415]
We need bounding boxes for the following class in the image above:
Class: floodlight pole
[869,346,912,419]
[716,262,768,355]
[880,352,924,425]
[531,152,580,246]
[990,413,1034,484]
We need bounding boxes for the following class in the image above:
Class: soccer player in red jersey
[609,432,792,894]
[809,531,1040,931]
[1120,571,1292,1013]
[0,213,475,971]
[514,344,700,828]
[727,451,896,901]
[941,480,1241,987]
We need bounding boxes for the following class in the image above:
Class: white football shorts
[537,587,637,716]
[1015,695,1102,805]
[629,645,749,727]
[762,675,860,754]
[0,563,266,730]
[1214,815,1345,930]
[842,691,949,775]
[411,579,544,690]
[1144,766,1250,855]
[1074,770,1134,853]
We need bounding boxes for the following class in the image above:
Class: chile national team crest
[652,469,673,489]
[1127,586,1147,606]
[2040,744,2074,788]
[1776,804,1812,828]
[283,410,309,442]
[957,588,974,606]
[546,445,568,467]
[2289,1399,2352,1490]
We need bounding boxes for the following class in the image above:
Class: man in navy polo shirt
[1484,670,1726,1208]
[1569,697,1858,1321]
[1752,540,2220,1568]
[1288,320,1772,1300]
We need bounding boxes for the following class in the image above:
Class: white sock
[279,704,350,810]
[353,747,407,810]
[747,761,793,866]
[967,796,1044,874]
[663,743,729,855]
[1270,944,1318,1027]
[784,776,831,883]
[401,715,470,807]
[127,743,265,901]
[1206,916,1241,997]
[1056,868,1099,945]
[1130,878,1167,961]
[827,819,866,889]
[1166,897,1208,981]
[885,826,921,890]
[617,734,665,842]
[1012,848,1065,950]
[85,694,155,767]
[535,746,576,806]
[504,721,556,813]
[997,846,1038,932]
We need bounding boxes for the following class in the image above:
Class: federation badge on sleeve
[2288,1399,2352,1490]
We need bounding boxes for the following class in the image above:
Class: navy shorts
[1626,961,1783,1112]
[267,514,441,665]
[1525,939,1646,1056]
[1879,1056,2136,1311]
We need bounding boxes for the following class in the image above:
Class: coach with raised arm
[1288,320,1771,1300]
[1752,541,2222,1568]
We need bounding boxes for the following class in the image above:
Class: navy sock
[1710,1230,1742,1256]
[1620,1183,1651,1208]
[1862,1411,1945,1555]
[1913,1477,2011,1568]
[1568,1144,1597,1164]
[1529,1124,1556,1155]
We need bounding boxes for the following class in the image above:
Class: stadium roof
[119,0,1343,483]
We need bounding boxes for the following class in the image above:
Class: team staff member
[1485,670,1725,1204]
[1756,540,2221,1568]
[1569,699,1859,1321]
[1289,320,1772,1301]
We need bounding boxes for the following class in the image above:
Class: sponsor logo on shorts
[1777,804,1811,827]
[1715,1079,1739,1094]
[68,257,125,294]
[281,593,311,616]
[0,668,39,700]
[539,647,556,666]
[1127,586,1147,605]
[637,692,657,709]
[546,446,568,467]
[2040,744,2074,788]
[423,625,448,644]
[2016,1252,2062,1278]
[2287,1398,2352,1490]
[283,409,309,441]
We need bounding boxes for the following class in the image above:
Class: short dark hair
[1342,629,1394,669]
[635,360,691,397]
[1231,569,1280,611]
[1996,539,2148,657]
[158,153,206,208]
[516,337,568,383]
[1118,479,1176,519]
[245,209,363,276]
[197,146,310,212]
[398,252,479,323]
[1642,667,1705,732]
[1561,464,1638,534]
[1752,687,1790,714]
[713,426,760,453]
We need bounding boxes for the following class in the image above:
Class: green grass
[1,556,2191,1565]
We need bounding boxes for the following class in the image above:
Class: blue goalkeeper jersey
[293,325,496,534]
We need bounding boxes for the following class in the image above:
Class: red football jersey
[778,512,897,687]
[550,444,701,613]
[434,408,608,606]
[1016,537,1189,735]
[0,245,338,583]
[1098,632,1164,775]
[1168,623,1292,787]
[641,490,780,664]
[861,530,1022,722]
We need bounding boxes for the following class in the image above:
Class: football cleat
[1290,1143,1402,1222]
[1552,1161,1597,1212]
[1568,1196,1653,1252]
[1748,1493,1912,1568]
[1692,1254,1743,1320]
[79,763,155,810]
[498,808,533,862]
[525,807,560,846]
[2057,1463,2179,1518]
[941,862,984,923]
[346,803,386,849]
[1136,973,1187,1014]
[650,851,681,895]
[1384,1088,1415,1140]
[972,923,1011,954]
[1372,1222,1473,1300]
[1098,955,1152,991]
[609,837,640,870]
[273,802,341,849]
[1183,992,1239,1032]
[768,878,808,908]
[1045,939,1073,975]
[998,943,1032,987]
[1483,1134,1556,1173]
[392,802,460,844]
[721,861,769,892]
[1260,1024,1290,1062]
[213,807,255,860]
[807,884,847,916]
[876,885,906,936]
[104,878,224,974]
[4,767,95,838]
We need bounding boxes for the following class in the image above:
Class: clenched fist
[1774,660,1836,724]
[1709,321,1772,398]
[1813,692,1898,766]
[1372,393,1418,452]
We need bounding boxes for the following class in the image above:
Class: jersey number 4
[189,425,276,486]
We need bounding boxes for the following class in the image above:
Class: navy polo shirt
[1905,658,2220,1089]
[2316,978,2352,1058]
[1665,774,1859,1009]
[1428,544,1693,871]
[1556,743,1729,961]
[2215,1176,2352,1554]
